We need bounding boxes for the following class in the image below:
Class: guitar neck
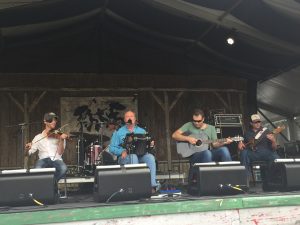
[202,138,227,144]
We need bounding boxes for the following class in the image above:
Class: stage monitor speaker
[263,159,300,191]
[188,162,248,196]
[94,164,152,202]
[0,168,57,206]
[284,142,300,158]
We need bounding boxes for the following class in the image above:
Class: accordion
[123,133,154,156]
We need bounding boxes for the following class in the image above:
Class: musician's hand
[25,142,32,151]
[59,133,69,140]
[238,141,245,150]
[266,133,275,143]
[225,137,233,145]
[187,136,198,145]
[121,150,128,159]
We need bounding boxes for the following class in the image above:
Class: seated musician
[172,108,232,165]
[109,110,159,193]
[238,114,279,175]
[25,112,68,182]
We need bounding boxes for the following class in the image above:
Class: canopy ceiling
[0,0,300,80]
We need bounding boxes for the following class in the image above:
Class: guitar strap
[254,127,267,140]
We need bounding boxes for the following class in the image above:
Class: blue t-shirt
[109,125,146,156]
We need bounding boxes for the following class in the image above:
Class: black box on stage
[215,126,244,161]
[284,142,300,158]
[0,168,57,206]
[263,159,300,191]
[188,162,248,196]
[94,164,152,202]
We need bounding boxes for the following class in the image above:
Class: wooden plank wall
[0,74,248,168]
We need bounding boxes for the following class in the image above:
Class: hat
[44,112,58,122]
[251,114,261,122]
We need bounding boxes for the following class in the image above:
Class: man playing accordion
[109,110,159,193]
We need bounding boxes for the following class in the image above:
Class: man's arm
[57,134,68,155]
[266,133,277,150]
[172,129,198,145]
[109,131,125,156]
[210,126,232,148]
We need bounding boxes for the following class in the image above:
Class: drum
[85,143,102,166]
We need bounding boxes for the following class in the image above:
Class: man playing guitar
[238,114,280,176]
[172,108,233,165]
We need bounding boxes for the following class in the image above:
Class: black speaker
[284,142,300,158]
[216,126,244,160]
[0,168,58,206]
[263,159,300,191]
[188,162,248,196]
[94,164,152,202]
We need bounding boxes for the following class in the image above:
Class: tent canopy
[0,0,299,118]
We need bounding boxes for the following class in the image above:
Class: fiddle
[47,129,69,139]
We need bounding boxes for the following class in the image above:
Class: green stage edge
[1,194,300,225]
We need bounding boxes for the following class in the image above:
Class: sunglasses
[253,121,261,124]
[192,119,204,123]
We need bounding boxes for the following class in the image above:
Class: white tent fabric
[262,0,300,23]
[142,0,300,55]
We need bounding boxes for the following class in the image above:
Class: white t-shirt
[28,134,65,161]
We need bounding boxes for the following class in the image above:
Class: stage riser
[188,165,248,196]
[94,166,152,202]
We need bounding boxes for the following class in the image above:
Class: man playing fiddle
[25,112,68,182]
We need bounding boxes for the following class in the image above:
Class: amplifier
[94,164,152,202]
[214,114,243,127]
[0,168,57,206]
[188,162,248,196]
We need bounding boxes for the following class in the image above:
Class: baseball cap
[43,112,58,122]
[251,114,261,122]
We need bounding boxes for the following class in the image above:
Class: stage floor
[2,181,300,224]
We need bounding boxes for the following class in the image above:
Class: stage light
[226,36,235,45]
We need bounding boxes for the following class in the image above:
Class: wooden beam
[151,91,174,172]
[7,93,24,112]
[29,91,47,113]
[151,92,164,110]
[163,91,172,172]
[169,92,184,112]
[213,92,230,112]
[0,87,246,93]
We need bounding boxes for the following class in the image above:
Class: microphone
[126,119,132,125]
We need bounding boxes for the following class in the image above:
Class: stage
[1,181,300,225]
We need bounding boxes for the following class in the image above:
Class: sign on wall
[60,97,137,134]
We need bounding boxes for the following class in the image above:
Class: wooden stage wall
[0,74,249,169]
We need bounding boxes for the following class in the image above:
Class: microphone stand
[78,120,85,174]
[5,121,41,169]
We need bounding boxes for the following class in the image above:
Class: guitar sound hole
[195,140,202,146]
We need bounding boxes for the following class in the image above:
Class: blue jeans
[118,153,158,187]
[35,157,68,182]
[190,146,232,165]
[240,148,279,175]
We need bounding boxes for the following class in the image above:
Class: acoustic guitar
[176,133,244,158]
